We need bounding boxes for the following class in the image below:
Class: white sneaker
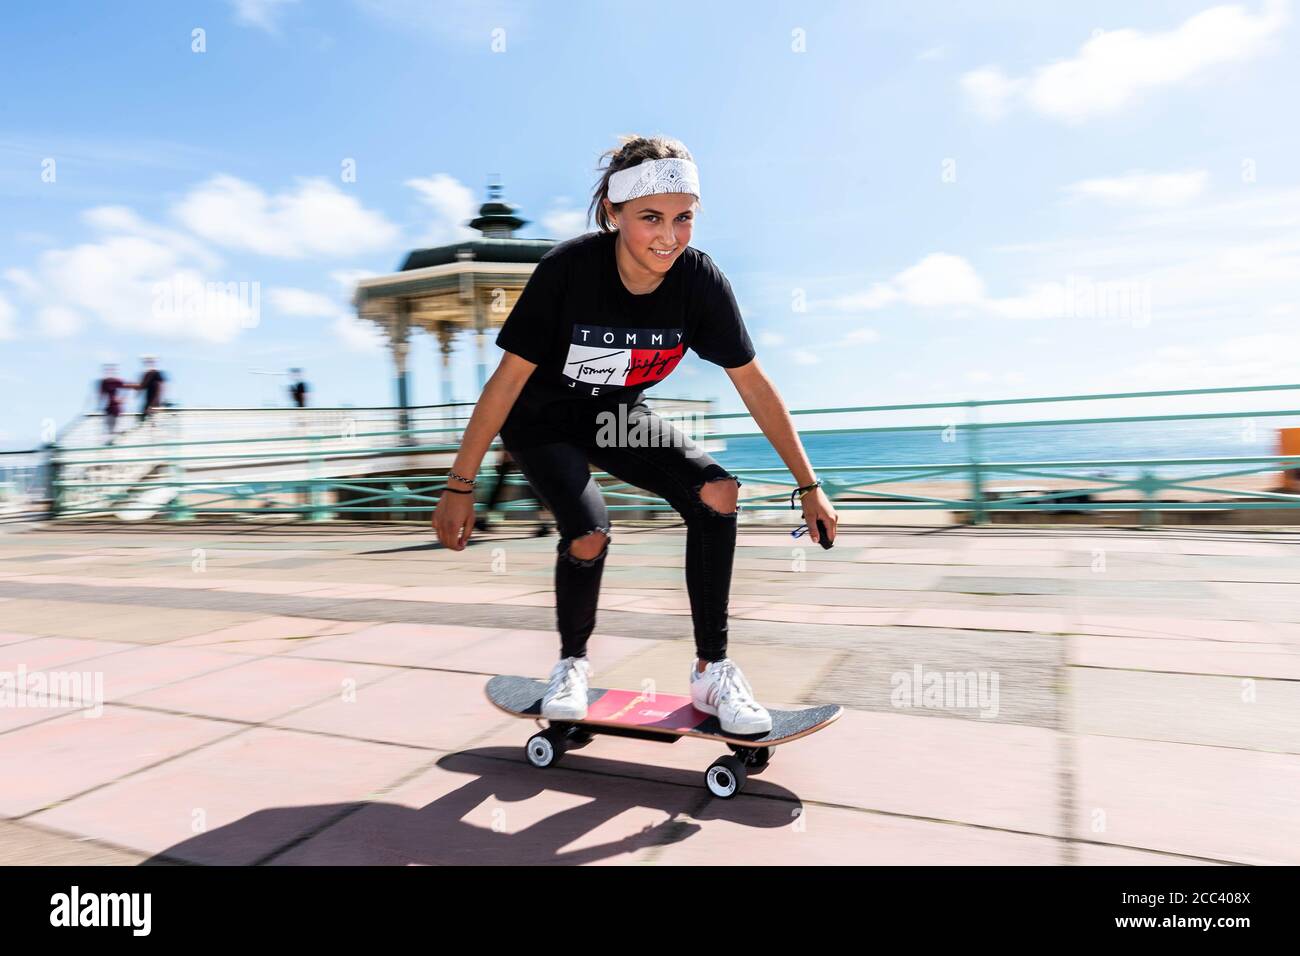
[690,658,773,734]
[542,656,591,720]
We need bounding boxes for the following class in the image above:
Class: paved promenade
[0,519,1297,865]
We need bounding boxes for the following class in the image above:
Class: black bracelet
[789,479,823,509]
[440,487,474,495]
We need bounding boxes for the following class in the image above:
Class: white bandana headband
[607,157,701,203]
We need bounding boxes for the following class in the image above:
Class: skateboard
[485,674,843,799]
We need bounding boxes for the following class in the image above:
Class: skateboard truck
[527,722,773,799]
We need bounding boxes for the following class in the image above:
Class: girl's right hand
[433,488,476,550]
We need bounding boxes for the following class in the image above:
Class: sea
[711,417,1300,484]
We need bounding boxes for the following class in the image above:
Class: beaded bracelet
[447,470,477,488]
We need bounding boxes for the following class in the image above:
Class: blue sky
[2,0,1298,449]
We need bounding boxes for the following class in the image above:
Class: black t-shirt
[290,380,308,406]
[139,369,165,404]
[99,377,125,412]
[494,230,755,448]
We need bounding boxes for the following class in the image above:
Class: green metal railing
[43,383,1300,525]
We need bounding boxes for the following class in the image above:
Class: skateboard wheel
[526,727,568,768]
[705,755,747,799]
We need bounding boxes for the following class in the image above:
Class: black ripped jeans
[504,400,742,664]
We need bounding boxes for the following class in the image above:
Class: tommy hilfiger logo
[564,325,684,394]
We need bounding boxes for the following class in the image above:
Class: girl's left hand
[800,487,838,546]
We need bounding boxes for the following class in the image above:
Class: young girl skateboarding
[433,135,837,734]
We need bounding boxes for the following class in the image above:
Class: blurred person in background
[474,446,554,537]
[95,363,127,444]
[289,368,309,408]
[134,354,166,427]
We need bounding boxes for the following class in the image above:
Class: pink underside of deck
[583,690,706,731]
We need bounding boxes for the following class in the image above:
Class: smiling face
[603,191,697,288]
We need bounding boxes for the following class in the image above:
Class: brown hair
[588,134,699,233]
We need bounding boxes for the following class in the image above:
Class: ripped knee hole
[696,476,741,517]
[561,528,610,564]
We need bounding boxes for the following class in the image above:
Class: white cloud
[1065,170,1209,207]
[3,268,40,299]
[85,205,150,233]
[830,255,987,312]
[984,282,1072,320]
[10,208,258,343]
[959,67,1024,120]
[917,45,947,61]
[41,237,256,342]
[228,0,299,32]
[1122,331,1300,389]
[332,313,386,353]
[830,254,986,313]
[984,185,1300,329]
[829,253,1150,323]
[841,328,880,345]
[961,1,1289,123]
[541,204,589,239]
[758,327,878,368]
[83,205,221,269]
[2,180,405,347]
[893,254,987,307]
[831,283,902,310]
[404,173,481,246]
[331,269,382,314]
[174,174,401,258]
[269,287,338,317]
[271,282,384,352]
[330,268,379,291]
[38,305,84,339]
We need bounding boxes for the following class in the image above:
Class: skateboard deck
[485,674,843,798]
